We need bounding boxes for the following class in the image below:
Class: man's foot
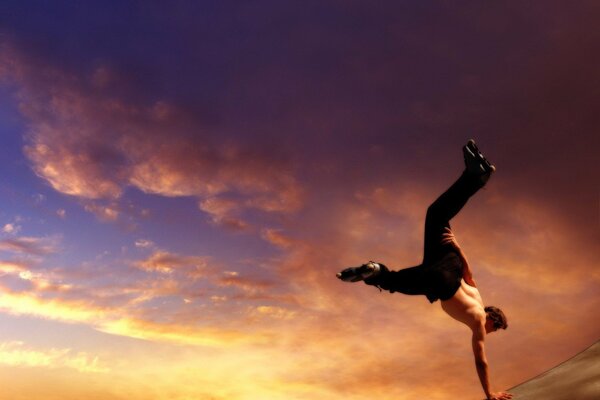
[463,139,495,184]
[336,261,381,282]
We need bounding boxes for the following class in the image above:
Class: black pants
[365,171,485,302]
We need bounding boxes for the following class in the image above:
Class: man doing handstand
[337,140,511,400]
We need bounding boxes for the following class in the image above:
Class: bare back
[441,279,486,330]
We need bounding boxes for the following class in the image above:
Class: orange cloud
[199,197,250,231]
[0,45,304,228]
[134,250,211,276]
[0,245,292,349]
[0,284,274,348]
[0,287,110,324]
[83,202,120,222]
[261,228,293,248]
[217,272,274,291]
[0,260,27,275]
[97,318,263,347]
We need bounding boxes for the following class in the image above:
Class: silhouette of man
[337,140,512,400]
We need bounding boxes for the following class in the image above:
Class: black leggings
[365,171,485,301]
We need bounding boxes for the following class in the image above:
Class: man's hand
[487,392,513,400]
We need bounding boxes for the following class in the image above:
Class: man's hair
[485,306,508,330]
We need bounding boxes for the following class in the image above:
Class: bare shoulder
[459,278,484,306]
[470,312,487,337]
[441,285,486,329]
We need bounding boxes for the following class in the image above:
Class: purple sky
[0,2,599,399]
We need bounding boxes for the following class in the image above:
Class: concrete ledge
[508,340,600,399]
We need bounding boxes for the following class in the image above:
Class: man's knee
[425,204,445,227]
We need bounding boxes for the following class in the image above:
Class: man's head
[484,306,508,333]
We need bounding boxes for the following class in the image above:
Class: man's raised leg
[422,140,495,263]
[336,139,494,287]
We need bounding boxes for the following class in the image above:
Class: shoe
[336,261,381,282]
[463,139,495,183]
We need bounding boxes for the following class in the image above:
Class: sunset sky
[0,1,599,399]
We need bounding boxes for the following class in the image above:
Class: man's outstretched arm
[472,326,512,400]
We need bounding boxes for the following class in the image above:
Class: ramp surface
[508,340,600,399]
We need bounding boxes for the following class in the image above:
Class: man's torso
[441,278,486,329]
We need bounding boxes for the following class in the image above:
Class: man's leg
[422,140,494,263]
[336,140,494,289]
[365,263,429,295]
[337,261,428,295]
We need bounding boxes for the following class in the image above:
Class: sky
[0,1,599,399]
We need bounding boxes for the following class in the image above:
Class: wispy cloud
[0,236,59,256]
[134,239,154,249]
[134,250,210,276]
[199,197,250,231]
[0,245,289,347]
[0,44,304,229]
[2,223,21,234]
[218,271,275,292]
[0,260,28,276]
[0,283,267,348]
[261,228,293,249]
[83,202,119,222]
[0,341,108,373]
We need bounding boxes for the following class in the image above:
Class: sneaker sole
[465,139,496,174]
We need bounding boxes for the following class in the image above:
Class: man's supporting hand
[487,392,513,400]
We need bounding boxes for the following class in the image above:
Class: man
[337,140,512,400]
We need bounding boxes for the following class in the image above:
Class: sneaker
[463,139,496,183]
[336,261,381,282]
